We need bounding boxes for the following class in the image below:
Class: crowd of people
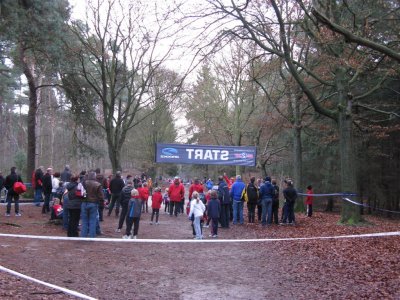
[184,174,308,239]
[0,165,314,240]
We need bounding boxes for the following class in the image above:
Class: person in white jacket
[188,191,206,239]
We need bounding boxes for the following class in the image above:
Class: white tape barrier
[0,231,399,243]
[342,198,400,214]
[298,193,356,197]
[0,265,97,300]
[294,194,400,214]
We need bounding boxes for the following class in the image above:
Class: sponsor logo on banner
[161,148,179,159]
[234,152,254,159]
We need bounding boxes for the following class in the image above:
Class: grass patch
[337,217,373,226]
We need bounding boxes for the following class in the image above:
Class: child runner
[138,182,150,213]
[207,190,221,238]
[123,189,142,239]
[163,188,170,213]
[150,187,163,225]
[203,190,212,228]
[305,185,313,217]
[188,191,205,239]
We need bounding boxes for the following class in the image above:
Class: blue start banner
[155,143,257,166]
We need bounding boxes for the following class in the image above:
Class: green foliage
[0,0,71,65]
[338,215,365,226]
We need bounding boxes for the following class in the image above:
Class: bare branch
[312,8,400,62]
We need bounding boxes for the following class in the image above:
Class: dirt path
[0,203,400,299]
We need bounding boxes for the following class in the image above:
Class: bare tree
[63,0,185,172]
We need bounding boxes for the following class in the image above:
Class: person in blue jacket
[205,178,214,191]
[259,176,275,226]
[230,175,246,225]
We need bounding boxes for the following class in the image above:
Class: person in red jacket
[305,185,314,217]
[168,176,185,217]
[138,182,150,213]
[189,178,204,201]
[223,173,234,190]
[150,187,163,224]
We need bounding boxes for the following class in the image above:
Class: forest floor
[0,201,399,300]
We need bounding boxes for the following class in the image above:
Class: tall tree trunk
[20,46,37,181]
[293,125,304,211]
[336,67,361,223]
[292,92,304,211]
[108,144,122,173]
[260,161,267,177]
[107,129,124,173]
[338,110,361,223]
[48,88,55,167]
[35,74,44,168]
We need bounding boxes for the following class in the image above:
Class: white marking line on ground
[0,265,97,300]
[0,202,45,206]
[0,231,399,243]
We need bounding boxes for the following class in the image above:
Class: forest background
[0,0,399,222]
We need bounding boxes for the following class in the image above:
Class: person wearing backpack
[123,188,142,239]
[217,176,231,228]
[65,175,82,237]
[4,167,23,217]
[246,176,259,223]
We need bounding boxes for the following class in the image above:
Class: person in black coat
[282,180,298,225]
[246,176,259,223]
[65,175,82,237]
[217,176,230,228]
[108,171,125,217]
[207,190,221,238]
[116,179,134,232]
[42,167,53,214]
[4,167,23,216]
[271,179,280,224]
